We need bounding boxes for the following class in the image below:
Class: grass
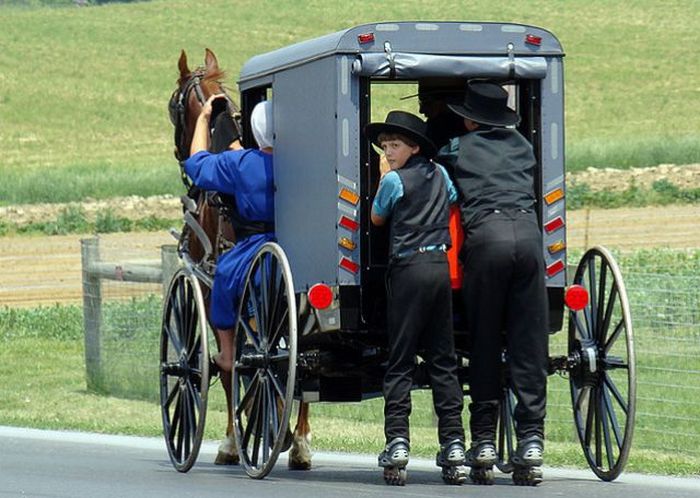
[0,205,178,236]
[567,179,700,210]
[0,0,698,205]
[1,247,699,475]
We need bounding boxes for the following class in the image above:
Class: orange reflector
[338,237,356,251]
[339,257,360,274]
[544,188,564,205]
[544,216,565,234]
[546,259,565,277]
[339,187,360,206]
[308,283,334,310]
[339,215,359,231]
[547,239,566,254]
[565,284,589,311]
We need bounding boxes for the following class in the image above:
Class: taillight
[308,283,333,310]
[544,216,565,234]
[357,32,375,44]
[565,284,589,311]
[525,34,542,46]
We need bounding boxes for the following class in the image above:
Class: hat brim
[365,122,437,158]
[447,103,520,127]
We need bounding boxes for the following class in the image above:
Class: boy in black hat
[366,110,466,486]
[440,81,548,486]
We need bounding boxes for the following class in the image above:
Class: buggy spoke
[587,258,598,333]
[238,314,261,349]
[604,372,628,414]
[599,391,614,469]
[603,385,623,449]
[595,262,608,343]
[600,283,618,343]
[604,319,625,354]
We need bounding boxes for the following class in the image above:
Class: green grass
[567,179,700,210]
[0,0,698,205]
[0,205,178,236]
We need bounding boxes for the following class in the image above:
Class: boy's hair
[377,132,418,148]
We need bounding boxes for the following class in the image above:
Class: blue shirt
[372,162,457,219]
[184,149,274,223]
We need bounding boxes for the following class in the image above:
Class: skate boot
[435,439,468,485]
[466,440,497,485]
[511,436,544,486]
[378,437,409,486]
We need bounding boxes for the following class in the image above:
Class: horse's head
[168,48,241,167]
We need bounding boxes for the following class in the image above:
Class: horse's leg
[288,402,312,470]
[213,327,239,465]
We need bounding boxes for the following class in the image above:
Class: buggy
[160,21,636,483]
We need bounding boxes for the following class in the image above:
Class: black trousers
[461,210,548,441]
[383,251,465,445]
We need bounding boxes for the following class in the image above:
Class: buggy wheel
[232,242,297,479]
[496,387,516,474]
[569,246,636,481]
[159,268,210,472]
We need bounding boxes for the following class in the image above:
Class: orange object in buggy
[447,205,464,289]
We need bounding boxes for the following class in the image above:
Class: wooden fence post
[161,244,179,297]
[81,237,102,391]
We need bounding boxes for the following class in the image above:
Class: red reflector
[357,32,375,44]
[308,283,333,310]
[546,259,565,277]
[565,284,589,311]
[526,34,542,46]
[339,215,359,231]
[544,216,565,234]
[339,257,360,274]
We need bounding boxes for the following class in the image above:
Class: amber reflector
[338,237,356,251]
[339,188,360,206]
[547,240,566,254]
[544,188,564,205]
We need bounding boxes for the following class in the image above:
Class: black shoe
[378,437,410,468]
[511,435,544,467]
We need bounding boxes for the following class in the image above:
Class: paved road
[2,426,699,498]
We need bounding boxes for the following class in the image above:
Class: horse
[168,48,313,470]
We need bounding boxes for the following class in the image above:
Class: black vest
[390,156,451,257]
[453,127,536,227]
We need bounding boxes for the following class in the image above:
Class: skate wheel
[441,465,468,485]
[469,466,495,485]
[383,467,407,486]
[512,466,543,486]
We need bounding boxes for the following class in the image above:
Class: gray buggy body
[238,21,567,332]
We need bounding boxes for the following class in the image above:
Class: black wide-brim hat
[447,81,520,127]
[365,110,437,158]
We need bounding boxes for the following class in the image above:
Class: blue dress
[184,149,275,329]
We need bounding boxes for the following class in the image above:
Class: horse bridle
[169,69,207,166]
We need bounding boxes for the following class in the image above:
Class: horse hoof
[288,433,312,471]
[215,451,240,465]
[288,459,311,471]
[215,435,239,465]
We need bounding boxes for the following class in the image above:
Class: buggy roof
[239,21,563,84]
